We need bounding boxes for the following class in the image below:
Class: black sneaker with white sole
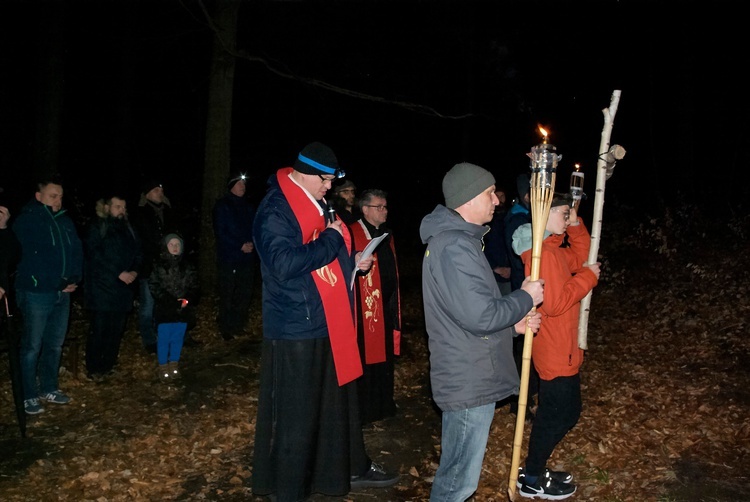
[519,474,576,500]
[517,467,573,488]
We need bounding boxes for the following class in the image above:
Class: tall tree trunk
[34,3,65,182]
[199,0,241,291]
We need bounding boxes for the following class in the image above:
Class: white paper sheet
[350,233,389,290]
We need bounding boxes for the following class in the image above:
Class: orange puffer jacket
[519,221,598,380]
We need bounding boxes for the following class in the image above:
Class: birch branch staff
[577,90,626,350]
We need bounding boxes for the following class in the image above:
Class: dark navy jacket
[13,199,83,293]
[212,192,256,265]
[253,173,356,340]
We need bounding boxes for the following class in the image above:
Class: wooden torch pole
[507,129,559,499]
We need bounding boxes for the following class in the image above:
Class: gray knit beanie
[442,162,496,209]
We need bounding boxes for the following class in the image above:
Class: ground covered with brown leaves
[1,202,748,502]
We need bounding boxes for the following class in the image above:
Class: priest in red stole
[350,189,402,425]
[251,142,399,501]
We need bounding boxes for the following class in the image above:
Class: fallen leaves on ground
[1,207,749,501]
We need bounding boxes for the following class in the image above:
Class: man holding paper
[251,142,398,501]
[350,188,401,425]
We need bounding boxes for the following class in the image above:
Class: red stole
[277,168,362,385]
[350,220,402,364]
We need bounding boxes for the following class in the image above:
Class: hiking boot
[168,361,179,378]
[24,398,45,415]
[517,467,573,488]
[159,364,170,382]
[39,390,71,405]
[350,461,399,489]
[519,471,576,500]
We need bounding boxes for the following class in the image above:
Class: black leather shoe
[350,462,399,489]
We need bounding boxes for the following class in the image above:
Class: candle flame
[538,126,548,143]
[574,163,581,171]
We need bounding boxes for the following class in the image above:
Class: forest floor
[0,206,749,502]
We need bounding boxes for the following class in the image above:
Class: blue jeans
[156,322,186,365]
[430,402,496,502]
[16,290,71,400]
[138,278,156,347]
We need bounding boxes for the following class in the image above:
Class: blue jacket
[253,174,356,340]
[13,199,83,293]
[484,208,510,284]
[212,192,256,264]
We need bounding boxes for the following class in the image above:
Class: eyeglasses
[318,175,337,184]
[552,208,570,221]
[364,205,388,211]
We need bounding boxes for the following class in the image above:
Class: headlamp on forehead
[228,173,247,188]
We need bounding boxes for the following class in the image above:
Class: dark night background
[0,0,746,252]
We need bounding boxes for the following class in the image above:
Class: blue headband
[297,153,337,175]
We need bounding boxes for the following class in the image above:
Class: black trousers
[86,310,128,376]
[524,373,582,477]
[252,337,370,501]
[216,261,255,337]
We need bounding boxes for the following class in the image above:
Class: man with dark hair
[252,142,398,501]
[331,179,359,225]
[84,195,142,381]
[13,177,83,415]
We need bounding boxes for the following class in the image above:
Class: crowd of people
[0,140,600,501]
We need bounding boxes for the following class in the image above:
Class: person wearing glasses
[510,192,600,499]
[350,189,401,425]
[251,142,399,501]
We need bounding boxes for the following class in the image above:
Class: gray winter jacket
[419,205,533,412]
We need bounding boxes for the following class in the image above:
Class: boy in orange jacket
[511,193,600,499]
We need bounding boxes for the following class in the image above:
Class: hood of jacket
[511,223,554,256]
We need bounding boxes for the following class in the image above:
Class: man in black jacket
[84,195,142,380]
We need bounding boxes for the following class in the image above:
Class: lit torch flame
[538,126,548,143]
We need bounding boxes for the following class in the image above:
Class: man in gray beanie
[419,162,545,501]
